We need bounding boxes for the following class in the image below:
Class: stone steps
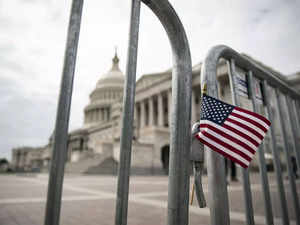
[84,157,118,175]
[65,154,106,173]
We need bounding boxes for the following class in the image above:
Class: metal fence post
[292,100,300,139]
[201,47,230,225]
[114,1,141,225]
[274,89,300,225]
[143,2,192,225]
[293,99,300,166]
[115,1,192,225]
[296,100,300,129]
[287,97,300,171]
[248,71,274,225]
[44,0,84,225]
[227,59,255,225]
[262,81,290,225]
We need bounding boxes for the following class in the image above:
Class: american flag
[196,94,271,168]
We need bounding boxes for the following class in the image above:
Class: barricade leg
[44,0,84,225]
[296,100,300,129]
[263,82,291,225]
[262,81,290,225]
[201,47,230,225]
[274,89,300,225]
[248,71,274,225]
[288,98,300,172]
[227,59,255,225]
[114,1,141,225]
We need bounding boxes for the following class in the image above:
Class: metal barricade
[44,0,193,225]
[201,45,300,225]
[42,0,300,223]
[115,1,193,225]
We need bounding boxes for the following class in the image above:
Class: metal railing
[116,1,193,225]
[43,0,193,225]
[44,0,83,224]
[201,45,300,225]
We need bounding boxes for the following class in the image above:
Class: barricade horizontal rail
[202,45,300,98]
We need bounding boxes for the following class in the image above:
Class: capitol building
[11,51,300,174]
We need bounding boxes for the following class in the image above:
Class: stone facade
[12,147,46,171]
[11,52,300,174]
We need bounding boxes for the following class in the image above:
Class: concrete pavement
[0,172,298,225]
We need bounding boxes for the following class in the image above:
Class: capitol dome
[84,52,124,125]
[96,53,124,89]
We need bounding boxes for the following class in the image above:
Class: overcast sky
[1,0,299,160]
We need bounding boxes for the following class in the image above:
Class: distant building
[12,146,48,172]
[11,51,300,174]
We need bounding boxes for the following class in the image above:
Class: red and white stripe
[196,107,271,168]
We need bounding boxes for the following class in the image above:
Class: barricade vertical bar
[140,1,193,224]
[262,81,290,225]
[201,49,230,225]
[293,100,300,135]
[296,100,300,143]
[248,71,274,225]
[288,98,300,170]
[274,89,300,225]
[296,100,300,128]
[44,0,84,225]
[227,60,255,225]
[293,99,300,163]
[115,0,140,224]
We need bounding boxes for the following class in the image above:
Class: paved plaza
[0,172,299,225]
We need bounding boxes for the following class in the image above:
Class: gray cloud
[0,57,24,74]
[0,77,57,159]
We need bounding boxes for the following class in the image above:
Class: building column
[148,97,154,126]
[134,105,139,139]
[84,112,87,123]
[134,105,139,128]
[158,93,164,126]
[89,111,92,122]
[90,111,94,122]
[101,108,104,121]
[16,153,20,169]
[168,90,172,127]
[140,100,146,128]
[93,110,97,122]
[107,108,110,121]
[103,108,106,121]
[22,153,26,168]
[102,108,105,121]
[104,108,108,121]
[191,89,197,123]
[96,109,99,121]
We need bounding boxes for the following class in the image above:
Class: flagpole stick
[190,183,195,205]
